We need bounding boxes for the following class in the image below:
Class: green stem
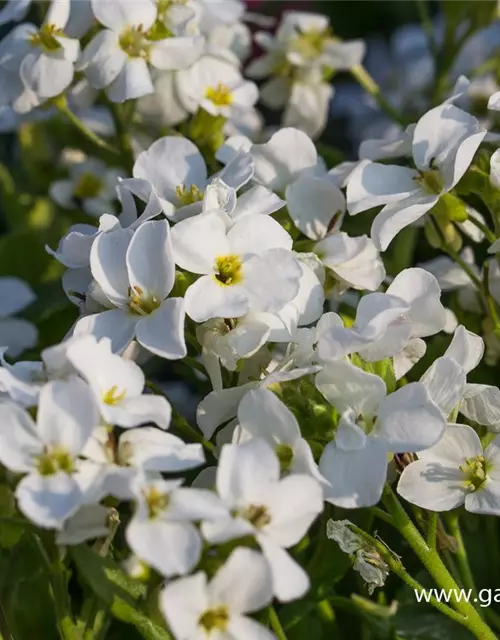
[145,381,215,453]
[369,506,396,528]
[0,602,13,640]
[52,95,119,156]
[348,523,464,625]
[80,509,120,638]
[445,512,479,601]
[416,0,438,57]
[467,215,497,244]
[444,243,500,335]
[383,486,497,640]
[268,606,287,640]
[445,245,483,291]
[482,263,500,337]
[33,535,79,640]
[427,512,438,551]
[108,100,135,173]
[350,65,407,126]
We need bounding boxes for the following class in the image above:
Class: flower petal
[37,377,98,454]
[16,472,81,529]
[375,382,445,452]
[136,297,187,360]
[209,547,273,614]
[126,219,175,301]
[397,459,467,511]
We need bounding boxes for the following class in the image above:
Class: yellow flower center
[275,443,294,473]
[144,487,170,519]
[205,83,233,107]
[175,184,204,206]
[102,385,127,405]
[36,446,74,476]
[415,169,444,195]
[119,25,149,58]
[29,23,63,52]
[291,27,333,61]
[128,285,161,316]
[241,504,271,528]
[73,172,103,200]
[199,606,229,633]
[459,455,489,492]
[214,255,243,286]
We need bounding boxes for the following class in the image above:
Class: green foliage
[0,533,58,639]
[71,544,173,640]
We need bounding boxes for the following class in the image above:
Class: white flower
[317,360,446,508]
[398,424,500,515]
[77,0,205,103]
[201,438,323,601]
[160,547,274,640]
[81,425,204,501]
[0,0,80,113]
[47,178,163,270]
[0,0,30,26]
[422,324,500,429]
[197,316,271,389]
[170,211,302,322]
[236,387,323,480]
[67,335,172,428]
[0,377,99,528]
[49,157,124,218]
[126,474,227,577]
[314,232,385,292]
[196,366,320,439]
[74,219,187,358]
[250,127,325,194]
[286,174,345,241]
[133,135,253,221]
[283,80,334,139]
[347,104,486,250]
[488,91,500,111]
[0,335,81,407]
[246,11,364,138]
[56,504,112,545]
[202,176,285,227]
[176,53,259,118]
[65,0,94,39]
[358,124,415,162]
[224,127,351,239]
[490,148,500,190]
[0,277,37,357]
[318,268,446,363]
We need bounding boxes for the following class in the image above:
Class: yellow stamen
[128,285,161,315]
[102,385,126,405]
[199,606,229,633]
[175,184,204,206]
[214,255,243,286]
[36,446,74,475]
[205,83,233,107]
[119,25,149,58]
[29,23,63,52]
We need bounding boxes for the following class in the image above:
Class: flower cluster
[2,2,500,639]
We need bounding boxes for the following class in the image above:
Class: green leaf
[393,603,473,640]
[0,231,63,286]
[71,544,173,640]
[0,486,23,549]
[0,534,58,639]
